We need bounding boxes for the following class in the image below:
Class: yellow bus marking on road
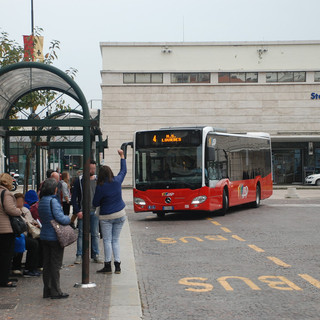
[298,274,320,288]
[267,257,291,268]
[220,227,231,233]
[258,276,302,291]
[217,276,261,291]
[180,236,204,243]
[205,235,228,241]
[231,235,246,242]
[179,277,213,292]
[206,217,213,220]
[156,237,177,244]
[248,244,265,252]
[211,221,221,226]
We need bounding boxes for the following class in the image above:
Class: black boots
[97,262,112,274]
[114,261,121,274]
[97,261,121,274]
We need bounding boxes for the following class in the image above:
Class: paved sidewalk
[0,214,142,320]
[269,188,320,200]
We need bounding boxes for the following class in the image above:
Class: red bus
[125,126,272,217]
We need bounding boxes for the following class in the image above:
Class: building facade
[100,41,320,185]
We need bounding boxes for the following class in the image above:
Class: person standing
[93,150,127,274]
[0,173,22,287]
[61,172,71,216]
[38,178,70,299]
[71,160,102,264]
[13,193,40,277]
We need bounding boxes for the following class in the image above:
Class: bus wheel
[220,189,229,216]
[156,212,165,219]
[252,184,261,208]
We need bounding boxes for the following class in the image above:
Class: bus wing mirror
[207,147,215,161]
[121,142,133,159]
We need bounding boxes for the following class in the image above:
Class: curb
[108,219,142,320]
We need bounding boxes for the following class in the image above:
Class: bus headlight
[191,196,207,204]
[134,197,146,206]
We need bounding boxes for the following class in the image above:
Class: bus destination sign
[136,129,202,148]
[153,134,182,143]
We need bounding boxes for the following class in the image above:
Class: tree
[0,28,78,192]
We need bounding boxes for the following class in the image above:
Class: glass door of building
[273,149,302,184]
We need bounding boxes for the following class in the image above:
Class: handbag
[26,221,40,239]
[50,199,77,248]
[1,190,27,237]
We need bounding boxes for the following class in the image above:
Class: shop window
[315,149,320,171]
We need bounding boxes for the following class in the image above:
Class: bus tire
[156,212,165,219]
[252,184,261,208]
[220,189,229,216]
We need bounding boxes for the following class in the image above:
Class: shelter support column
[81,125,93,285]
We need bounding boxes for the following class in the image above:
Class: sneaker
[97,262,112,274]
[74,256,82,264]
[23,270,40,277]
[93,255,104,264]
[12,270,22,276]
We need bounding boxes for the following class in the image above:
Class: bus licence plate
[163,206,174,211]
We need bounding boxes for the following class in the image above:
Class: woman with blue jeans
[93,150,127,274]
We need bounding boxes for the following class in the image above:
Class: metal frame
[0,62,95,286]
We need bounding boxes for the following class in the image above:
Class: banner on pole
[34,36,44,61]
[23,35,34,61]
[23,35,44,61]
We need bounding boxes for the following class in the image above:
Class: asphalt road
[127,197,320,320]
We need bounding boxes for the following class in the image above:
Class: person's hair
[61,171,70,189]
[90,160,96,165]
[0,173,13,191]
[40,178,58,197]
[97,166,114,185]
[46,169,54,179]
[14,193,24,200]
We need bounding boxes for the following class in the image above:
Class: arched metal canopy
[0,61,89,120]
[0,62,94,286]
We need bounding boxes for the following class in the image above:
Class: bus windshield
[135,146,202,190]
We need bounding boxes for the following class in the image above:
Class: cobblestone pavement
[1,188,319,320]
[127,189,320,320]
[0,241,114,320]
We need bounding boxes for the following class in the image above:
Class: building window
[218,72,258,83]
[123,73,163,84]
[314,72,320,82]
[123,73,135,83]
[266,72,306,83]
[171,73,210,83]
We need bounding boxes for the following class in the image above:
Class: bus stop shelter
[0,61,97,287]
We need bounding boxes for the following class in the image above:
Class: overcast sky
[2,0,320,104]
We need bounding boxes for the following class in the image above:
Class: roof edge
[100,40,320,47]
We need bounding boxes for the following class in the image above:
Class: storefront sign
[310,93,320,99]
